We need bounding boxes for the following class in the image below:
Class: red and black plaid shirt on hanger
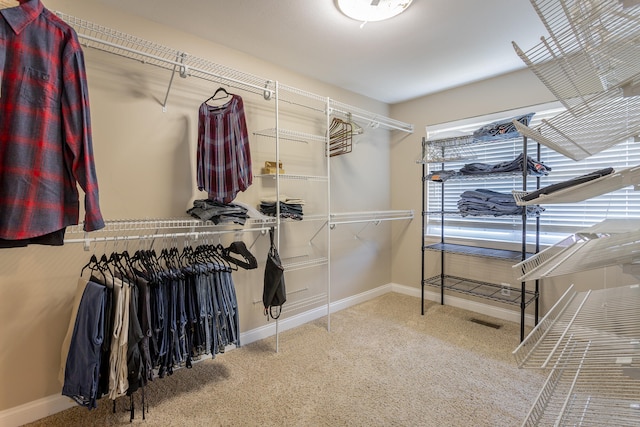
[0,0,104,246]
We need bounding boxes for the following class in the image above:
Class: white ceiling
[95,0,549,104]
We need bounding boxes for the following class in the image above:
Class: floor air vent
[469,318,502,329]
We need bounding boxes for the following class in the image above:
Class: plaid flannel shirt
[197,94,252,204]
[0,0,104,240]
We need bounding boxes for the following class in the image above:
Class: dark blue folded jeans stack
[458,189,544,217]
[460,153,551,176]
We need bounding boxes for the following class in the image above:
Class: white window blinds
[425,103,640,246]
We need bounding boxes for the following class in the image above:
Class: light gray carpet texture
[26,293,544,427]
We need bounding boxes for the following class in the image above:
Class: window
[425,102,640,248]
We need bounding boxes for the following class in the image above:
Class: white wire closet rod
[330,100,414,133]
[54,11,413,133]
[255,173,329,182]
[66,217,276,234]
[64,217,275,248]
[514,0,640,105]
[512,164,640,205]
[55,12,276,106]
[329,210,414,226]
[513,283,640,371]
[253,128,326,144]
[513,226,640,282]
[64,228,272,248]
[282,257,329,272]
[512,85,640,160]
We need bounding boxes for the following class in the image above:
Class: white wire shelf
[66,217,275,234]
[281,292,329,315]
[513,283,640,371]
[255,173,328,182]
[52,11,412,133]
[278,214,327,223]
[511,0,640,161]
[512,86,640,161]
[330,100,414,133]
[512,165,640,205]
[63,216,275,247]
[55,12,276,103]
[253,128,326,144]
[282,257,329,272]
[512,219,640,281]
[514,0,640,106]
[522,364,640,426]
[516,283,640,425]
[329,210,414,226]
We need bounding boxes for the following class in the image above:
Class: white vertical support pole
[275,81,281,353]
[326,97,332,332]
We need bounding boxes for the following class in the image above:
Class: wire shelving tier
[420,132,540,341]
[511,1,640,424]
[512,164,640,205]
[512,219,640,282]
[511,0,640,160]
[513,284,640,426]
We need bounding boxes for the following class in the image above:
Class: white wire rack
[512,164,640,205]
[516,0,640,104]
[512,220,640,281]
[513,284,640,425]
[329,210,414,226]
[329,99,414,134]
[512,89,640,161]
[255,173,329,182]
[282,257,329,272]
[52,11,412,133]
[64,217,275,248]
[253,128,326,144]
[511,0,640,160]
[417,135,478,164]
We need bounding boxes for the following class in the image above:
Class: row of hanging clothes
[60,238,257,419]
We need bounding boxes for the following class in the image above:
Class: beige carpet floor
[26,293,544,427]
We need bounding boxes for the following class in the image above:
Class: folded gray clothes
[187,199,249,224]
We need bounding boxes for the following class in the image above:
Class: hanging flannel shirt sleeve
[196,103,208,194]
[232,96,252,191]
[61,37,105,232]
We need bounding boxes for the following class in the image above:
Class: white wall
[389,68,640,318]
[0,0,399,413]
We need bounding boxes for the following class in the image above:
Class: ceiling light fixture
[337,0,413,28]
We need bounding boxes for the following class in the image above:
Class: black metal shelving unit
[419,134,540,341]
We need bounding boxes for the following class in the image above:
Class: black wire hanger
[222,241,257,270]
[206,86,232,103]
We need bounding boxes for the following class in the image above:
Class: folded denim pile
[472,112,535,142]
[458,189,544,217]
[187,199,249,224]
[460,153,551,176]
[259,196,305,221]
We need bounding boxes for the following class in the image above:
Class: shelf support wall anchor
[162,52,188,112]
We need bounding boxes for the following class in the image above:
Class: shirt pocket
[19,67,57,109]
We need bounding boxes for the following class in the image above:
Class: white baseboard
[0,394,77,427]
[0,284,393,427]
[390,282,537,326]
[0,282,530,427]
[240,283,392,345]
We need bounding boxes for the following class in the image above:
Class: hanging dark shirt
[0,0,104,242]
